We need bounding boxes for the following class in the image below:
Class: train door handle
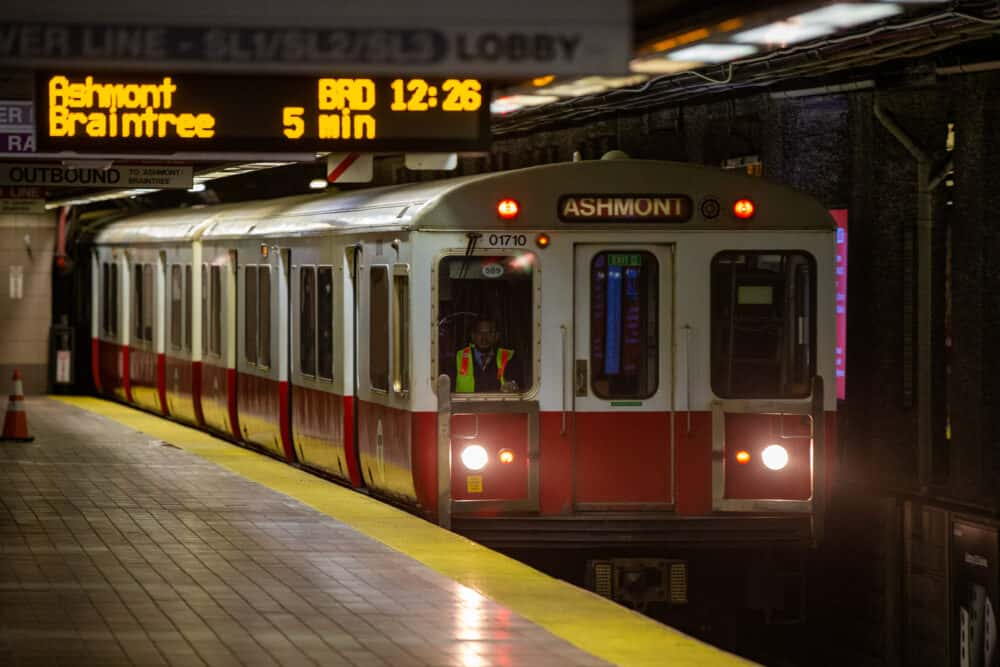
[575,360,588,397]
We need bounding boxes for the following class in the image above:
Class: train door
[572,244,674,510]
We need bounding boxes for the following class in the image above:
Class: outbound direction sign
[36,71,489,154]
[0,163,194,189]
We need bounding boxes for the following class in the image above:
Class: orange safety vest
[455,346,513,393]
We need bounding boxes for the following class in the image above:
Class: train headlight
[461,444,489,471]
[761,444,789,471]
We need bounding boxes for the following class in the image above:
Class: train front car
[405,158,836,607]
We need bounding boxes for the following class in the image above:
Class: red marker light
[535,233,550,248]
[499,449,515,464]
[497,198,520,220]
[736,450,751,465]
[733,198,755,219]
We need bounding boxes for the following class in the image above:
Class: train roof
[93,159,834,244]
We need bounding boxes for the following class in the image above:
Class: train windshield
[438,253,535,395]
[711,251,815,398]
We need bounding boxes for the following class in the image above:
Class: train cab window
[170,265,182,349]
[258,266,271,368]
[245,266,257,364]
[437,253,535,395]
[184,265,192,351]
[300,267,316,376]
[317,267,334,380]
[210,266,221,356]
[711,251,815,398]
[590,251,659,399]
[393,272,410,393]
[369,266,389,391]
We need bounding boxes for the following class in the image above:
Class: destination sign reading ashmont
[558,194,693,222]
[36,72,489,154]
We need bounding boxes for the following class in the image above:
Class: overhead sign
[0,1,629,76]
[0,101,35,153]
[558,195,693,223]
[0,163,194,189]
[36,72,489,154]
[326,152,373,184]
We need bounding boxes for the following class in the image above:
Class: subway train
[90,156,837,604]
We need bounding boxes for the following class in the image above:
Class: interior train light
[735,450,751,465]
[761,444,789,471]
[535,233,550,249]
[499,449,515,464]
[497,198,520,220]
[461,444,489,471]
[733,198,755,219]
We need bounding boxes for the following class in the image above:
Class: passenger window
[201,265,208,355]
[318,267,334,380]
[110,264,118,336]
[369,266,389,391]
[184,265,192,351]
[210,266,221,356]
[134,263,143,341]
[590,251,659,399]
[142,264,153,342]
[170,265,182,349]
[102,263,110,334]
[259,266,271,368]
[436,253,534,394]
[393,272,410,393]
[711,251,815,398]
[300,267,316,376]
[245,266,257,364]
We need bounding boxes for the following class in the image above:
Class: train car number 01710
[486,233,527,247]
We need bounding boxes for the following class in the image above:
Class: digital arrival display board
[35,71,490,154]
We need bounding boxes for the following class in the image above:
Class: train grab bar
[682,324,693,434]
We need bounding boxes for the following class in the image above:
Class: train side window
[134,263,143,341]
[711,251,816,398]
[110,264,118,336]
[393,272,410,393]
[317,267,334,380]
[184,265,192,351]
[300,267,316,376]
[201,265,208,355]
[259,266,271,368]
[436,253,535,394]
[142,264,154,342]
[245,266,257,364]
[102,263,110,335]
[590,251,659,400]
[210,266,221,356]
[170,265,182,349]
[369,265,389,391]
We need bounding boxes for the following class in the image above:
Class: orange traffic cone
[1,370,34,442]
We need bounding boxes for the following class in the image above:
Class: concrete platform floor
[1,399,614,666]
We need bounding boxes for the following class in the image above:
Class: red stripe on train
[122,346,132,403]
[157,353,169,416]
[192,361,204,425]
[91,338,102,393]
[278,380,295,461]
[226,368,240,439]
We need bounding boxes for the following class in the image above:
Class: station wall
[0,211,56,394]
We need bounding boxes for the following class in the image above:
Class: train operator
[454,318,521,393]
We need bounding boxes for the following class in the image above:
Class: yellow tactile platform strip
[52,395,751,667]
